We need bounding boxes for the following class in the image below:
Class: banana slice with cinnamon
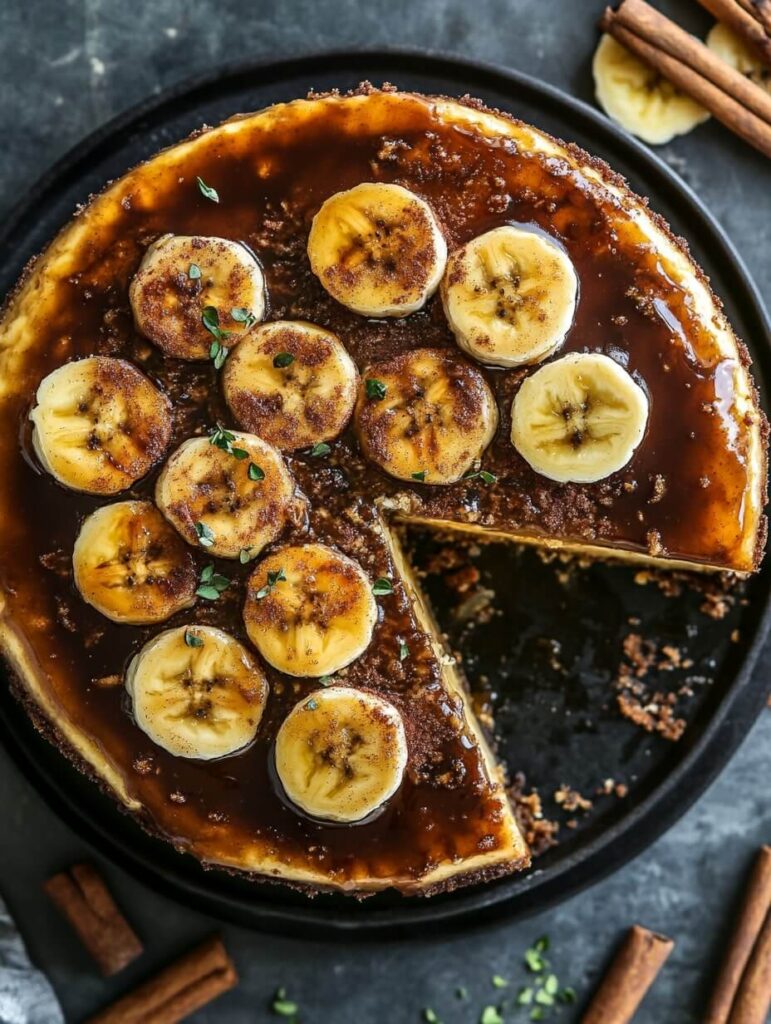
[354,347,498,484]
[222,320,358,450]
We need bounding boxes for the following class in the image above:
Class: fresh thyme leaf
[184,630,203,648]
[411,470,426,481]
[479,1007,503,1024]
[209,424,243,457]
[231,306,257,328]
[248,462,265,481]
[456,987,468,1000]
[372,577,393,596]
[399,640,409,661]
[492,975,508,989]
[534,988,554,1006]
[188,263,202,280]
[195,584,220,601]
[256,567,286,600]
[543,974,558,996]
[529,1009,545,1022]
[319,675,334,686]
[200,563,215,583]
[423,1010,440,1023]
[306,698,318,710]
[271,990,297,1017]
[365,378,387,400]
[196,563,229,600]
[517,987,534,1005]
[535,936,549,953]
[230,446,248,460]
[525,942,549,973]
[202,305,231,345]
[558,987,576,1004]
[464,469,497,484]
[210,573,230,591]
[239,548,253,564]
[212,343,229,370]
[196,176,219,203]
[273,351,294,368]
[309,442,331,457]
[195,521,215,547]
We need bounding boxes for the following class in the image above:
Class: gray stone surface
[0,0,769,1021]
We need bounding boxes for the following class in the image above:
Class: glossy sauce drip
[0,95,752,882]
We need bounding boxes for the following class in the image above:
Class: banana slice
[354,347,497,485]
[222,320,358,450]
[243,543,377,677]
[129,234,266,360]
[593,33,710,144]
[126,625,268,759]
[156,431,296,560]
[707,23,771,92]
[511,352,649,483]
[73,501,197,624]
[30,356,172,495]
[275,686,408,823]
[441,225,578,368]
[307,182,447,318]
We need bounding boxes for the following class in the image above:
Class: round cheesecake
[0,86,765,896]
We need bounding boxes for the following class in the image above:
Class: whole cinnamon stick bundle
[581,924,674,1024]
[696,0,771,64]
[601,0,771,158]
[85,935,237,1024]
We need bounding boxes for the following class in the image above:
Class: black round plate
[1,49,769,938]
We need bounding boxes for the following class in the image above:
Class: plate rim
[1,45,769,937]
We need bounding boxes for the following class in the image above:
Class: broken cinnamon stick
[581,924,674,1024]
[706,845,771,1024]
[696,0,771,65]
[84,935,237,1024]
[44,863,142,976]
[601,1,771,158]
[728,909,771,1024]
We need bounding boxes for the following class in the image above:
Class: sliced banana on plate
[126,625,269,759]
[307,182,447,318]
[275,686,408,823]
[354,347,498,484]
[442,225,578,368]
[707,22,771,92]
[73,501,197,625]
[155,431,296,560]
[243,543,377,677]
[511,352,649,483]
[593,33,710,144]
[222,320,359,450]
[129,234,266,360]
[30,356,172,495]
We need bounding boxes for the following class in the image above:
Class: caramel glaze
[0,92,760,887]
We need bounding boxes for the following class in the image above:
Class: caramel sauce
[0,93,756,885]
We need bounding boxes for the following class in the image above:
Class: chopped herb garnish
[209,339,229,370]
[456,986,468,1000]
[231,306,257,328]
[202,305,231,344]
[423,1010,440,1023]
[558,987,576,1004]
[372,577,393,597]
[464,469,497,484]
[248,462,265,481]
[319,675,334,686]
[196,563,230,601]
[196,176,219,203]
[184,629,204,648]
[255,568,286,600]
[306,698,318,710]
[535,988,554,1007]
[195,521,215,548]
[209,424,244,458]
[479,1007,503,1024]
[411,470,426,482]
[365,378,387,400]
[492,975,508,989]
[517,987,534,1005]
[273,352,294,368]
[525,937,549,973]
[399,640,409,662]
[188,263,202,280]
[239,547,254,564]
[530,1009,546,1022]
[309,442,331,457]
[543,974,558,996]
[271,987,297,1017]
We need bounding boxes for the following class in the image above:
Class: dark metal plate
[0,49,769,937]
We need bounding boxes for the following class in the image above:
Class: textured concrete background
[1,1,770,1021]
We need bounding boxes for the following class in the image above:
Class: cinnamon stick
[44,863,142,976]
[601,1,771,158]
[728,910,771,1024]
[84,935,237,1024]
[581,924,674,1024]
[696,0,771,65]
[706,845,771,1024]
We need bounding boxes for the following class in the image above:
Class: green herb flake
[231,306,257,328]
[195,564,230,601]
[492,975,508,989]
[372,577,394,597]
[209,339,229,370]
[399,641,409,662]
[306,698,318,711]
[517,987,534,1006]
[273,351,295,368]
[529,1009,545,1022]
[194,521,215,548]
[209,424,244,458]
[524,938,549,974]
[271,988,297,1017]
[365,378,387,401]
[319,675,334,686]
[196,176,219,203]
[534,989,554,1007]
[465,469,497,484]
[230,446,248,460]
[248,462,265,481]
[239,548,253,565]
[456,986,468,1000]
[256,567,286,600]
[479,1007,503,1024]
[188,263,202,280]
[543,974,558,996]
[558,987,576,1004]
[184,630,203,648]
[309,442,331,457]
[423,1010,440,1024]
[411,470,426,482]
